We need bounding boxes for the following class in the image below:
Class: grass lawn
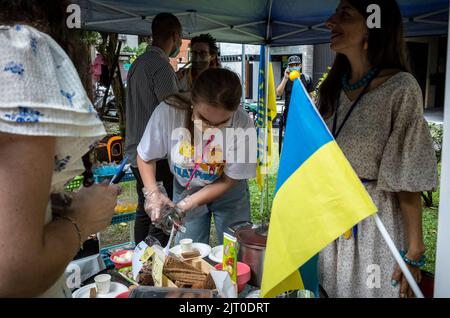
[422,163,441,273]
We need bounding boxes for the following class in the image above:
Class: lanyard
[185,134,215,190]
[332,69,380,139]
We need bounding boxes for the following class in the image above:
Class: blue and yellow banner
[260,79,377,298]
[256,46,277,191]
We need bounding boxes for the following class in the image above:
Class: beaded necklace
[341,67,379,91]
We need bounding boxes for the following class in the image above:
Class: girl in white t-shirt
[137,68,256,244]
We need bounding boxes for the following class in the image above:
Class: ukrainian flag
[260,79,377,298]
[256,46,277,191]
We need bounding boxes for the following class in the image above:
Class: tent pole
[259,45,271,224]
[85,17,142,26]
[434,7,450,298]
[190,21,266,37]
[88,0,140,18]
[242,44,246,107]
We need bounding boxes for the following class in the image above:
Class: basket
[111,212,136,225]
[93,171,135,184]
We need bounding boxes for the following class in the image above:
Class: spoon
[164,225,176,256]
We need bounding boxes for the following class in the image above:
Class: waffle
[181,250,201,259]
[164,256,200,272]
[165,270,207,284]
[163,256,219,289]
[203,273,216,290]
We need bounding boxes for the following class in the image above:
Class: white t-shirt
[137,102,256,188]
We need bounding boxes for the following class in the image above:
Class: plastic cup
[297,290,315,298]
[94,274,111,294]
[180,238,193,252]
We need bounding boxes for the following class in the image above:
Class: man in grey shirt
[125,12,182,245]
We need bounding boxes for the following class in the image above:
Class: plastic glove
[176,194,199,218]
[143,182,175,223]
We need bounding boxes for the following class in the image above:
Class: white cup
[180,238,193,252]
[94,274,111,295]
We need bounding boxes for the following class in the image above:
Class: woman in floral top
[0,1,121,297]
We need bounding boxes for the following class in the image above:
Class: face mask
[290,66,301,72]
[169,44,181,58]
[169,33,182,58]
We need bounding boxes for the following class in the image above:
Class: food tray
[118,266,139,286]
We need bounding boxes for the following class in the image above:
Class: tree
[122,42,149,64]
[94,33,127,137]
[81,32,151,138]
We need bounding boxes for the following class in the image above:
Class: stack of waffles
[163,256,215,289]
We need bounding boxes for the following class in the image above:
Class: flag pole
[259,45,271,224]
[373,214,424,298]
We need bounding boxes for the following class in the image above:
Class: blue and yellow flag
[260,79,377,298]
[256,46,277,191]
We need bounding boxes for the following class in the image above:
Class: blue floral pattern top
[4,106,44,123]
[0,24,108,299]
[0,24,106,192]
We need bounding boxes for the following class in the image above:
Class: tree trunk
[98,33,127,137]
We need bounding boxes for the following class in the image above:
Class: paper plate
[208,245,223,263]
[169,243,211,259]
[72,282,128,298]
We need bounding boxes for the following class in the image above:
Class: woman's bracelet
[400,250,426,268]
[55,215,84,250]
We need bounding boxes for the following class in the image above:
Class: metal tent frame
[78,0,449,45]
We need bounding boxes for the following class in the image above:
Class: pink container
[214,262,251,293]
[116,291,130,298]
[110,250,133,269]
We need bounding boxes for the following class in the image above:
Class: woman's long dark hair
[0,0,94,99]
[0,0,72,52]
[318,0,410,118]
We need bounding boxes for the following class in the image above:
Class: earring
[363,34,369,50]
